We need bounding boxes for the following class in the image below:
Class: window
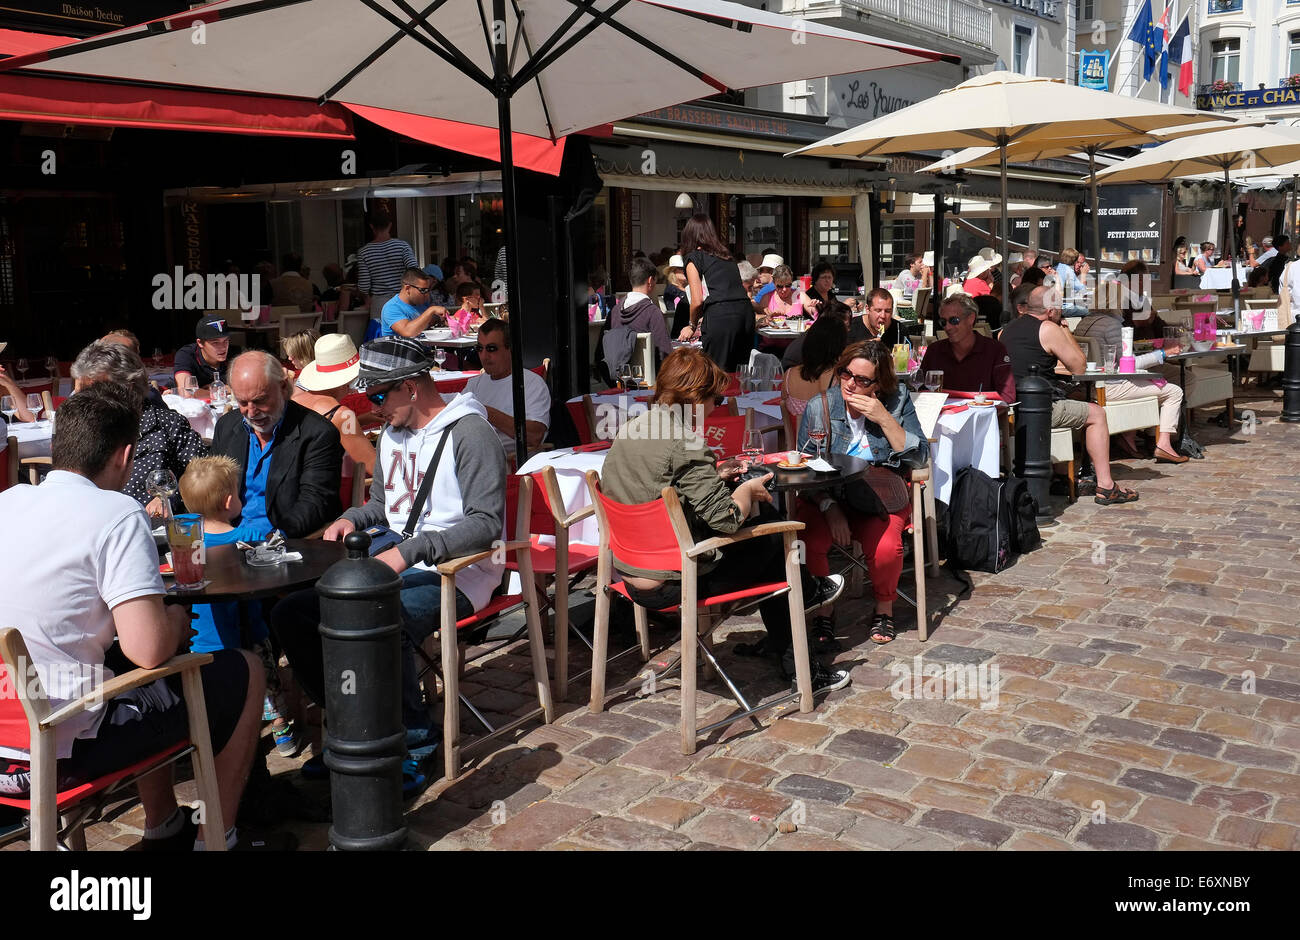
[1073,0,1094,20]
[879,219,915,274]
[1290,32,1300,77]
[1211,37,1240,83]
[1013,25,1036,75]
[813,215,852,265]
[1207,0,1242,12]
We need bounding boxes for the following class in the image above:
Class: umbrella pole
[1089,147,1102,289]
[1224,164,1241,324]
[999,134,1010,323]
[494,0,530,461]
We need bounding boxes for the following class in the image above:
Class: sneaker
[405,724,442,763]
[402,758,432,801]
[272,723,301,758]
[804,574,845,612]
[800,659,852,696]
[138,814,198,853]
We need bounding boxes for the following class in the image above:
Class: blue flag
[1125,0,1158,82]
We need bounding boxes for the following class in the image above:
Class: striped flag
[1169,14,1193,96]
[1157,4,1173,90]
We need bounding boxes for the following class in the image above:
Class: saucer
[777,461,808,470]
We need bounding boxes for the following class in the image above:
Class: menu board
[1080,184,1163,264]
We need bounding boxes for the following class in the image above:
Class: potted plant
[1210,79,1237,93]
[1282,74,1300,88]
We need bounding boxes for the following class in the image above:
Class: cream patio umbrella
[0,0,945,460]
[789,71,1221,318]
[918,118,1248,275]
[1096,123,1300,313]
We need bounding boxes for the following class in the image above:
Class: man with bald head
[1000,285,1137,505]
[210,350,342,537]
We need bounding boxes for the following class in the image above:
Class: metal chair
[585,469,814,755]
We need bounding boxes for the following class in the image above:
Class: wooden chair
[279,311,322,339]
[904,463,940,642]
[505,467,602,700]
[0,629,225,851]
[911,286,932,324]
[338,311,370,347]
[418,477,554,780]
[585,470,814,755]
[2,436,18,491]
[631,334,657,386]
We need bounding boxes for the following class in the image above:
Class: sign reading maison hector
[0,1,185,34]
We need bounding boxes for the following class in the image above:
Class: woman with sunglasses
[762,264,816,325]
[795,340,928,645]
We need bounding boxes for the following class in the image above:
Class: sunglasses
[475,343,501,354]
[365,382,400,407]
[838,368,878,389]
[944,315,968,327]
[407,284,431,294]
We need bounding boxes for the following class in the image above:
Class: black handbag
[364,419,460,556]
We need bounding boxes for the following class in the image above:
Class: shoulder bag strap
[401,418,462,540]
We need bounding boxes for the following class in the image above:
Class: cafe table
[1163,344,1248,436]
[4,418,52,459]
[166,539,346,604]
[1069,370,1161,407]
[417,329,478,351]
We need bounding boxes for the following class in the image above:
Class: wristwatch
[818,496,836,513]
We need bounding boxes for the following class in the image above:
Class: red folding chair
[505,466,604,700]
[0,629,226,851]
[414,475,554,780]
[584,470,814,755]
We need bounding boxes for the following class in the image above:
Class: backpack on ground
[944,467,1040,574]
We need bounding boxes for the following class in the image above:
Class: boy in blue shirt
[179,456,301,757]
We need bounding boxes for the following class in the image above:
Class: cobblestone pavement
[10,389,1299,851]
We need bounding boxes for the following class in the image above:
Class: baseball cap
[196,312,230,340]
[422,263,444,281]
[355,336,431,389]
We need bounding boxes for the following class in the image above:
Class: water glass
[1101,344,1119,374]
[1,395,14,423]
[804,395,830,462]
[741,428,764,472]
[16,358,28,380]
[182,375,199,398]
[45,356,59,380]
[434,347,448,369]
[167,514,206,589]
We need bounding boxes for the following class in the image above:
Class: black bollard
[316,531,407,851]
[1281,321,1300,423]
[1015,364,1055,524]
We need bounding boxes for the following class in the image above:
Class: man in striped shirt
[357,213,417,320]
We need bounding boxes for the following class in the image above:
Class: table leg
[1177,358,1198,448]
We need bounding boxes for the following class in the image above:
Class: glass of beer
[167,514,206,589]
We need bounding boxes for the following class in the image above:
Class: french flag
[1169,15,1193,97]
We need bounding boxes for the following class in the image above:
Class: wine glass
[924,370,944,393]
[145,468,178,524]
[617,364,631,391]
[182,375,199,399]
[16,358,28,381]
[45,356,59,381]
[740,428,764,473]
[630,365,645,390]
[434,347,447,370]
[152,347,164,370]
[26,394,43,421]
[1,396,15,424]
[804,395,829,462]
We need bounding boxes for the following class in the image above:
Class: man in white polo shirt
[463,318,551,454]
[0,384,273,851]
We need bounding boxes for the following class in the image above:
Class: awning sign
[1078,51,1109,91]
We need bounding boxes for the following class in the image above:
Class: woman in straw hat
[293,333,376,476]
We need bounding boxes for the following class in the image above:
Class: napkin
[573,440,613,453]
[806,458,835,472]
[764,396,783,406]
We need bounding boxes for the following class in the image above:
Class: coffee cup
[973,392,987,405]
[1086,361,1097,372]
[785,450,805,466]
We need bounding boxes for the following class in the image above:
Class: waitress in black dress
[678,214,753,371]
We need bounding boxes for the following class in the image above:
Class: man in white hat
[292,333,376,476]
[754,253,785,306]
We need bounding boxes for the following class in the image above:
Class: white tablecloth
[516,448,608,546]
[162,393,218,440]
[930,405,1002,505]
[2,418,52,459]
[1199,266,1249,291]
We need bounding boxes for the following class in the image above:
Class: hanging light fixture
[882,177,897,214]
[674,192,694,210]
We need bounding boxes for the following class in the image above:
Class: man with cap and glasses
[380,267,451,339]
[270,336,506,776]
[174,312,232,392]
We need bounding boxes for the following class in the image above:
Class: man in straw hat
[271,336,506,771]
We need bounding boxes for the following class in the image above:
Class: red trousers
[795,497,909,603]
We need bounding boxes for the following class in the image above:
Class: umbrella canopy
[0,0,945,459]
[789,71,1221,317]
[1097,123,1300,306]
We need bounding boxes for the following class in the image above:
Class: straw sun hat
[967,251,1003,279]
[297,333,362,391]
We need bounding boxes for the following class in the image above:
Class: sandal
[869,613,898,645]
[1094,484,1139,505]
[810,616,842,654]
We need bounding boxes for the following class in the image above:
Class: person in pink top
[764,264,815,323]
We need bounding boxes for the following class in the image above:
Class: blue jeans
[270,567,473,731]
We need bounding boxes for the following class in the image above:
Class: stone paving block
[893,699,972,724]
[1153,729,1225,759]
[1060,688,1131,715]
[1085,715,1161,743]
[763,718,832,750]
[1220,743,1295,772]
[908,779,1001,815]
[561,765,663,813]
[917,644,996,665]
[959,712,1025,736]
[765,832,855,851]
[1003,676,1066,700]
[1163,665,1229,689]
[963,757,1051,796]
[917,809,1014,846]
[1043,645,1106,666]
[570,815,692,851]
[1129,700,1203,728]
[1020,723,1081,750]
[827,706,910,736]
[899,723,985,750]
[1257,699,1300,724]
[1179,685,1259,717]
[628,796,705,830]
[774,774,854,806]
[683,810,775,851]
[826,760,917,794]
[1213,815,1300,851]
[701,783,791,819]
[1086,639,1142,654]
[1006,832,1074,850]
[775,752,840,777]
[1272,799,1300,824]
[619,732,700,776]
[1108,674,1182,703]
[993,654,1056,677]
[1047,775,1143,819]
[1045,751,1122,781]
[991,795,1079,835]
[823,729,909,763]
[843,793,917,824]
[488,802,597,850]
[1047,664,1118,691]
[980,738,1050,764]
[1117,768,1199,802]
[1015,701,1091,731]
[574,735,634,765]
[1191,786,1273,818]
[1254,678,1300,703]
[1163,753,1235,785]
[1131,796,1219,838]
[1235,769,1300,799]
[894,744,974,779]
[1075,821,1159,850]
[693,757,779,788]
[841,815,956,850]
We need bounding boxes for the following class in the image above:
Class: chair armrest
[559,505,595,528]
[434,540,530,576]
[686,520,805,558]
[20,456,51,466]
[39,652,214,731]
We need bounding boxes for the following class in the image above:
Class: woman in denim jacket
[796,340,928,645]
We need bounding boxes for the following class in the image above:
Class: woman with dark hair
[782,316,847,422]
[807,261,838,310]
[795,340,928,646]
[677,214,754,371]
[600,347,849,692]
